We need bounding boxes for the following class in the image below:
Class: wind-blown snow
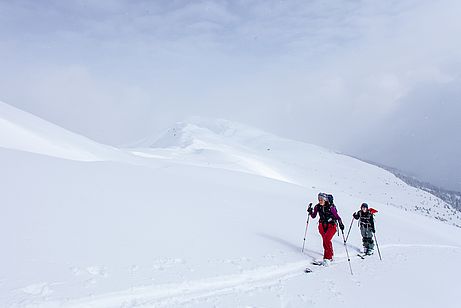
[1,102,460,307]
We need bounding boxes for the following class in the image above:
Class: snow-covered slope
[130,119,460,226]
[1,103,460,307]
[0,101,126,161]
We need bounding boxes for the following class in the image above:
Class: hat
[361,203,369,209]
[318,192,329,201]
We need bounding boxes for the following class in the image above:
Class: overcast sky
[1,0,460,191]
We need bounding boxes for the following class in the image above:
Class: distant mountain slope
[129,118,461,227]
[0,101,458,227]
[360,158,461,213]
[0,101,124,161]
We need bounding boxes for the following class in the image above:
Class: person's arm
[331,206,342,223]
[331,206,345,230]
[371,214,376,232]
[309,204,319,218]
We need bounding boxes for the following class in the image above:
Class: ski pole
[373,232,382,261]
[302,203,312,252]
[345,217,354,243]
[341,229,353,275]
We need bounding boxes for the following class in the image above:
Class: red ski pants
[318,223,337,260]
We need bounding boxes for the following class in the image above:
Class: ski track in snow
[58,243,460,308]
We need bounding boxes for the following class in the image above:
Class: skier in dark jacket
[308,192,344,265]
[353,203,375,255]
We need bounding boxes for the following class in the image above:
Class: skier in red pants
[308,192,344,266]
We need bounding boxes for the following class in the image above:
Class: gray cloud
[351,79,461,191]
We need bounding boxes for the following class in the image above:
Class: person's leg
[318,223,327,259]
[364,228,374,252]
[360,227,368,252]
[323,224,337,260]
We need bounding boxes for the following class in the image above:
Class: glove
[339,221,345,231]
[353,211,359,219]
[372,229,375,233]
[307,203,313,214]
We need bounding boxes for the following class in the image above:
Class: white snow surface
[0,101,131,162]
[1,102,461,307]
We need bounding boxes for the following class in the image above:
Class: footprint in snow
[70,266,83,276]
[21,282,53,296]
[86,266,108,277]
[152,258,185,271]
[129,265,139,274]
[84,278,97,287]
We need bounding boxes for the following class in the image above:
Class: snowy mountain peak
[143,118,271,150]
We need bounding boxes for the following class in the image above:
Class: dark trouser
[360,227,374,250]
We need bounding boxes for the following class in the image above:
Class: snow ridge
[0,101,122,161]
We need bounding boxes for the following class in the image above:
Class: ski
[357,252,373,259]
[304,267,313,273]
[311,260,324,266]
